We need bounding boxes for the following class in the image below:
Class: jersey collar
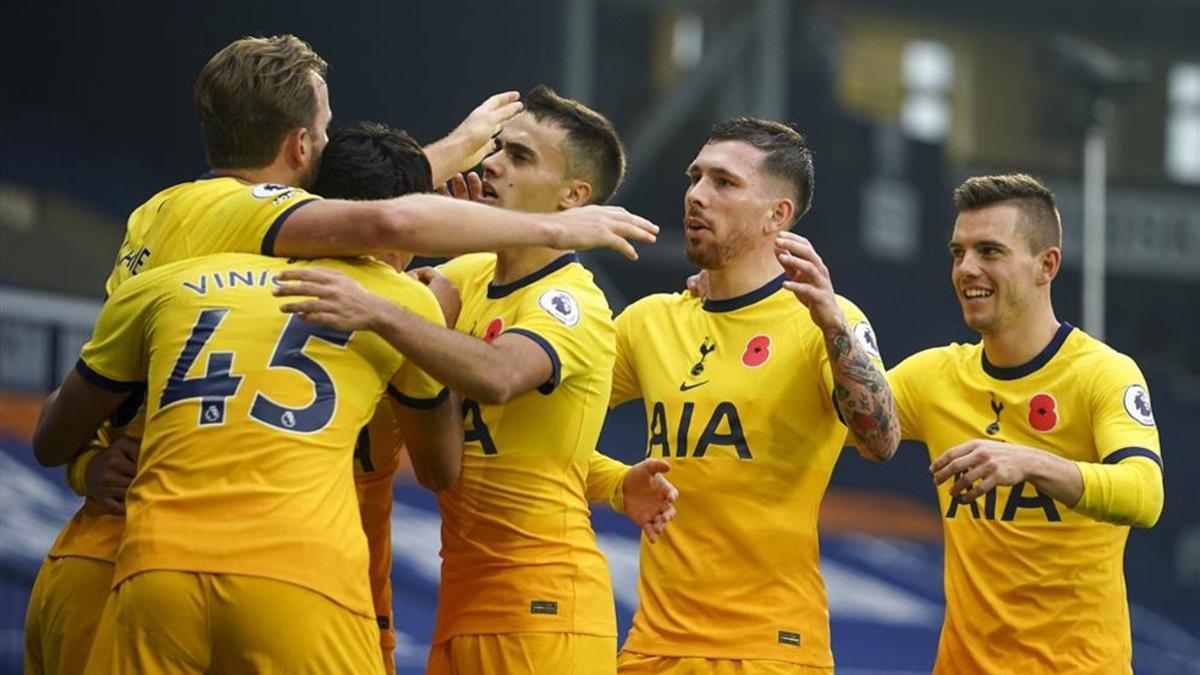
[981,322,1074,380]
[487,253,579,299]
[702,273,787,313]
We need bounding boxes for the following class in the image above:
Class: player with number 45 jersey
[32,252,461,674]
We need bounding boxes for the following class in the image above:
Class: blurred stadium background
[1,1,1197,672]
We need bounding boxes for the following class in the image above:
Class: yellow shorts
[427,633,617,675]
[83,570,383,675]
[617,652,833,675]
[25,556,114,675]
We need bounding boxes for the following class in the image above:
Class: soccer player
[33,250,459,673]
[24,32,656,675]
[887,174,1164,674]
[312,120,441,674]
[602,118,898,673]
[273,85,677,674]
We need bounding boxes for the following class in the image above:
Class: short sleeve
[1088,353,1162,468]
[502,283,612,395]
[386,277,450,407]
[77,275,157,391]
[610,304,642,406]
[815,297,886,409]
[245,184,321,256]
[888,350,939,442]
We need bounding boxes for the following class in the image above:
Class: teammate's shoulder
[892,342,973,373]
[616,290,690,324]
[1063,325,1144,378]
[833,293,869,318]
[438,253,496,286]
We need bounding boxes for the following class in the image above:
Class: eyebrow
[949,238,1010,250]
[502,139,537,160]
[684,163,743,181]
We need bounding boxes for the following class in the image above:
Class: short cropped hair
[313,122,432,200]
[195,35,328,168]
[953,174,1062,252]
[708,117,815,223]
[523,85,626,204]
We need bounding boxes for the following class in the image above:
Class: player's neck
[209,165,298,188]
[981,304,1060,368]
[494,246,569,286]
[706,247,785,301]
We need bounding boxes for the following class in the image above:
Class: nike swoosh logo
[679,381,709,392]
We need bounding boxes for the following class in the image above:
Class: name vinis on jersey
[179,269,284,295]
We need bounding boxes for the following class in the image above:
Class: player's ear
[558,179,594,210]
[282,126,309,171]
[764,197,795,235]
[1037,246,1061,285]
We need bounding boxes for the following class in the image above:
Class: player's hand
[410,266,462,328]
[932,440,1042,502]
[621,459,679,543]
[436,172,485,202]
[436,92,522,178]
[548,205,658,261]
[275,268,394,333]
[85,435,139,515]
[775,232,844,331]
[685,270,710,298]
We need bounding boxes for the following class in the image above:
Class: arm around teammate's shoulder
[270,194,657,260]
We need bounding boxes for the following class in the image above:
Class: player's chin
[684,242,721,270]
[960,307,997,333]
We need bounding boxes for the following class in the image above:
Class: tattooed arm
[775,232,900,461]
[823,321,899,460]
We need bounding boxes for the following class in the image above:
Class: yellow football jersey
[432,252,618,643]
[104,175,320,295]
[53,176,322,563]
[888,323,1162,675]
[611,274,881,666]
[77,252,445,618]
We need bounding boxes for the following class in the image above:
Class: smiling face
[949,204,1058,335]
[683,140,786,270]
[479,112,572,213]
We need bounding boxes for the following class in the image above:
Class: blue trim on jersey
[703,273,787,313]
[74,359,145,393]
[1103,446,1163,470]
[387,384,449,409]
[486,254,579,299]
[981,322,1074,380]
[502,328,562,394]
[260,197,319,256]
[197,171,218,181]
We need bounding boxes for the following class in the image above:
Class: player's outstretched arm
[775,232,900,461]
[423,91,523,186]
[391,391,464,492]
[32,374,131,467]
[272,195,657,261]
[274,268,553,405]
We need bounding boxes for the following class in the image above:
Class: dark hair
[194,35,328,168]
[523,85,626,204]
[952,174,1062,252]
[313,122,432,200]
[708,117,815,223]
